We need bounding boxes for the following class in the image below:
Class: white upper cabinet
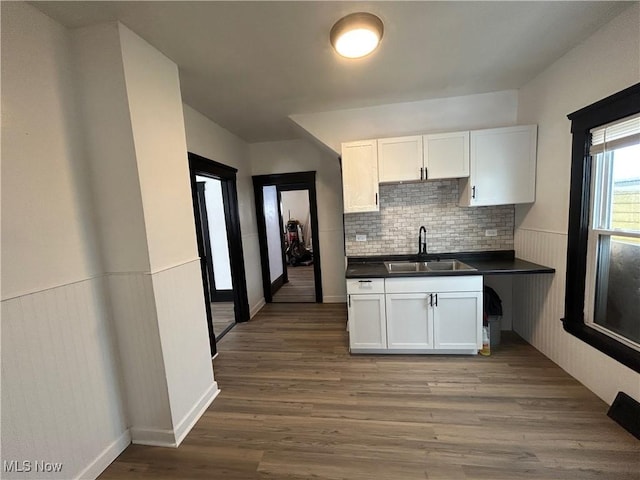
[377,136,423,183]
[378,133,470,183]
[341,140,379,213]
[423,131,470,179]
[459,125,537,207]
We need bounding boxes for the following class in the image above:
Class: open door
[189,153,250,355]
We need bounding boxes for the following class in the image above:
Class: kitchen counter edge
[345,250,555,278]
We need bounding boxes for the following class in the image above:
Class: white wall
[1,3,105,297]
[263,186,284,282]
[73,20,174,439]
[250,139,346,302]
[118,24,200,272]
[72,22,150,276]
[182,104,265,316]
[290,90,519,154]
[195,176,233,290]
[1,3,129,478]
[115,23,217,442]
[74,16,216,449]
[514,3,640,404]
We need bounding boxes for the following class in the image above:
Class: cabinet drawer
[385,275,482,293]
[347,278,385,294]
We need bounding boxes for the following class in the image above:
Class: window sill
[563,319,640,373]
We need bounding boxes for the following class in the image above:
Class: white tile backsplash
[344,180,514,256]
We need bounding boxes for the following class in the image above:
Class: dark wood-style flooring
[211,301,235,338]
[99,303,639,479]
[272,264,315,303]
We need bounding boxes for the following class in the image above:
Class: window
[586,116,640,348]
[565,83,640,373]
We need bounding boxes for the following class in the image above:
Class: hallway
[272,264,315,303]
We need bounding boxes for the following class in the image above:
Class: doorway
[195,176,234,337]
[189,153,250,355]
[253,172,323,303]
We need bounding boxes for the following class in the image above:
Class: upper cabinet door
[377,136,423,183]
[341,140,380,213]
[423,131,470,179]
[460,125,537,206]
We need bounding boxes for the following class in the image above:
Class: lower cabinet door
[433,291,482,350]
[386,293,433,349]
[348,294,387,349]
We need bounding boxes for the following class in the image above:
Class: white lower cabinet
[347,279,387,351]
[386,293,433,349]
[432,291,482,351]
[348,275,482,354]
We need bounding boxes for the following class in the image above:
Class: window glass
[590,139,639,347]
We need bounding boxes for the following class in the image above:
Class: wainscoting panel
[106,273,173,435]
[514,228,640,404]
[150,259,217,435]
[1,278,128,479]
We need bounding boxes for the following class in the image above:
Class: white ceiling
[32,1,630,143]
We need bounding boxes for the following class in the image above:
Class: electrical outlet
[485,229,498,237]
[355,234,367,242]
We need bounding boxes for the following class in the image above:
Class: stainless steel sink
[384,262,426,273]
[424,260,477,271]
[384,260,476,273]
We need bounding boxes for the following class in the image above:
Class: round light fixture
[330,12,384,59]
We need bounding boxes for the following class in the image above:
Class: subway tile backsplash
[344,180,514,256]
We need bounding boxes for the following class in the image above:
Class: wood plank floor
[211,301,235,338]
[272,265,315,303]
[99,303,639,479]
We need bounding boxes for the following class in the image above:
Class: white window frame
[584,140,640,352]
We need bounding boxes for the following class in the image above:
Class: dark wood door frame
[252,171,323,303]
[276,188,288,287]
[189,153,251,354]
[195,182,234,303]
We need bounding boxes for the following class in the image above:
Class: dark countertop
[346,250,555,278]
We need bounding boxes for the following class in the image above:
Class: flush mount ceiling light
[330,12,384,59]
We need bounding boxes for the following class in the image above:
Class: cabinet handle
[348,294,351,308]
[472,186,476,199]
[375,193,378,205]
[420,167,424,180]
[424,167,428,180]
[429,293,433,307]
[358,280,372,283]
[435,293,438,307]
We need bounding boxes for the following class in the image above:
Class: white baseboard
[130,426,177,447]
[174,382,220,447]
[250,298,266,318]
[131,382,220,448]
[75,429,131,479]
[323,295,347,303]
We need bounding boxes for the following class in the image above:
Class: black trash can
[484,286,503,347]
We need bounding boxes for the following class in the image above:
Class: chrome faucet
[418,226,427,255]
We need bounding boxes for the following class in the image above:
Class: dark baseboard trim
[271,274,285,296]
[211,290,234,302]
[608,391,640,440]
